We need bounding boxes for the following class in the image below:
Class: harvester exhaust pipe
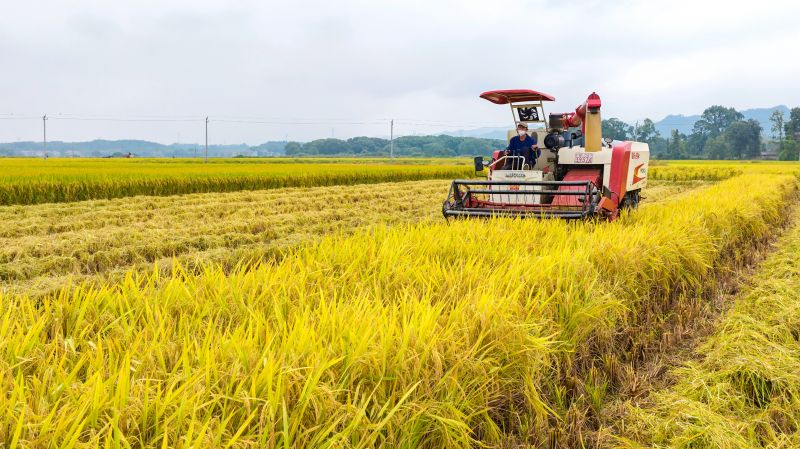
[561,92,603,152]
[583,92,602,152]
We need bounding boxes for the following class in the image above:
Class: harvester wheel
[621,190,640,210]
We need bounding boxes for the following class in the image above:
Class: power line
[388,118,509,125]
[0,113,510,127]
[213,118,386,125]
[212,114,390,123]
[0,115,42,120]
[393,121,506,128]
[48,117,202,122]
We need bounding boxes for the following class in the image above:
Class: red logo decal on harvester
[633,164,647,183]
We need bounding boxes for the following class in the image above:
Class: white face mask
[518,130,527,137]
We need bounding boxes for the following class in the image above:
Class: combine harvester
[442,90,649,221]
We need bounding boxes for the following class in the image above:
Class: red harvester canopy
[479,89,556,104]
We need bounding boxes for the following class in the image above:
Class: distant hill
[0,139,288,158]
[653,105,789,137]
[443,105,791,140]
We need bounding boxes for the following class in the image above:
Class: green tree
[689,105,743,156]
[284,142,304,155]
[693,105,744,139]
[649,136,669,158]
[633,118,659,143]
[769,108,785,152]
[723,120,762,159]
[779,138,799,161]
[785,107,800,141]
[685,132,706,156]
[665,129,687,159]
[705,136,729,159]
[602,118,633,141]
[415,141,442,156]
[457,139,490,156]
[347,137,385,155]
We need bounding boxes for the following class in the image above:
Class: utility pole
[204,116,209,163]
[42,114,48,160]
[389,119,394,159]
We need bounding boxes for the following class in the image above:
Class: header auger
[442,89,649,221]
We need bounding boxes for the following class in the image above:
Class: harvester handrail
[491,155,527,171]
[452,180,592,186]
[465,189,589,195]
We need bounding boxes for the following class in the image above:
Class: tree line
[602,106,800,160]
[284,135,503,157]
[287,106,800,160]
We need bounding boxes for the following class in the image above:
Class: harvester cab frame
[443,89,649,221]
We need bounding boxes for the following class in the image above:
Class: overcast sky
[1,0,799,144]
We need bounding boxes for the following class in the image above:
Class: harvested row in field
[0,174,794,448]
[634,179,710,203]
[0,179,449,295]
[0,179,696,297]
[0,158,474,205]
[609,209,800,448]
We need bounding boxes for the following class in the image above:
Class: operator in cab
[504,122,539,170]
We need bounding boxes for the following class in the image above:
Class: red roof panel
[479,89,556,104]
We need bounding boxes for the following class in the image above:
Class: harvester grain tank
[442,89,649,221]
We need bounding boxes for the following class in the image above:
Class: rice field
[1,158,800,448]
[0,158,474,205]
[608,207,800,448]
[0,179,452,296]
[0,177,702,299]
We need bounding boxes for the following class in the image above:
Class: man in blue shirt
[504,122,539,169]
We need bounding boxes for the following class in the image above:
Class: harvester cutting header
[442,89,649,221]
